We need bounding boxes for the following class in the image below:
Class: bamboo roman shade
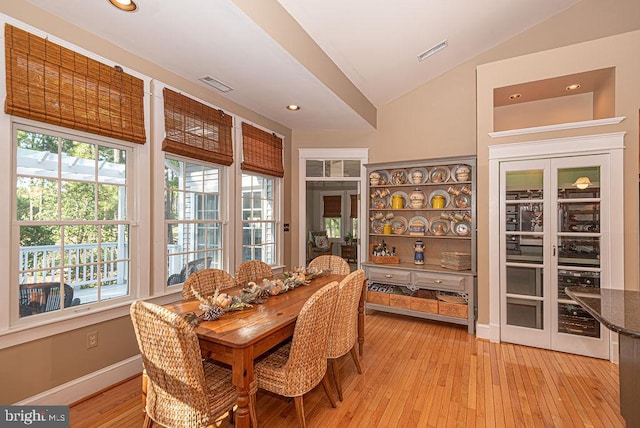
[350,194,358,218]
[241,122,284,178]
[4,24,146,144]
[323,195,342,218]
[162,88,233,166]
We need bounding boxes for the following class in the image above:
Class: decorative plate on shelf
[390,191,409,209]
[429,218,450,236]
[429,167,450,184]
[428,190,451,209]
[372,197,389,209]
[451,164,472,182]
[371,219,384,234]
[377,170,390,185]
[408,216,429,236]
[408,167,428,185]
[391,216,408,235]
[452,221,471,237]
[453,193,471,209]
[389,169,408,185]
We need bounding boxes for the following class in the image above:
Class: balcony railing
[19,242,127,288]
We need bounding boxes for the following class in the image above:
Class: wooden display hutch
[363,156,477,333]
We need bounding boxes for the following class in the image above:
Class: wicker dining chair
[130,300,252,428]
[252,281,340,428]
[235,260,273,287]
[308,254,351,275]
[182,268,236,300]
[327,269,366,401]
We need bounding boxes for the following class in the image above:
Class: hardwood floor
[69,311,624,427]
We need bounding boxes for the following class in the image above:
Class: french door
[499,154,612,359]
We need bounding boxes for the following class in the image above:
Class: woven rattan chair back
[308,254,351,275]
[130,301,226,428]
[182,268,235,300]
[260,280,339,397]
[327,269,365,358]
[235,260,273,287]
[325,269,366,401]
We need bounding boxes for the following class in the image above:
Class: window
[15,125,131,320]
[165,157,223,286]
[241,174,276,264]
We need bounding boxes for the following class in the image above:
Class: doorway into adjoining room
[298,149,368,269]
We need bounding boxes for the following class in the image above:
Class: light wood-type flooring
[69,311,624,427]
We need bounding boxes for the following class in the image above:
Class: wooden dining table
[164,273,366,428]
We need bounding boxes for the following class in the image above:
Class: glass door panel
[551,160,608,358]
[507,298,543,329]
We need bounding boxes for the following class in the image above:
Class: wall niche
[492,67,615,133]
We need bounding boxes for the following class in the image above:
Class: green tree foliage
[17,130,122,246]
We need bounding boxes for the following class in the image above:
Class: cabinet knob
[435,280,442,284]
[385,274,392,278]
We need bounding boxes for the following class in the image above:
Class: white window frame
[238,171,280,267]
[0,19,152,349]
[150,80,233,296]
[234,123,284,274]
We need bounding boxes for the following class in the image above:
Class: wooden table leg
[232,347,254,428]
[358,278,366,356]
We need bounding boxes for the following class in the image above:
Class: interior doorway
[306,181,359,266]
[298,149,368,267]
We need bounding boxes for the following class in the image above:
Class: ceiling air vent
[199,76,234,93]
[417,40,448,62]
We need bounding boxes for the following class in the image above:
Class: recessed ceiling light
[286,105,301,111]
[108,0,138,12]
[509,93,522,100]
[566,83,581,91]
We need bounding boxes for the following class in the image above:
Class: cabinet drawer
[367,290,390,306]
[410,297,438,314]
[368,268,411,285]
[389,294,412,309]
[439,301,468,319]
[412,272,465,291]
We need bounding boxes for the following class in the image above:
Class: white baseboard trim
[16,354,142,405]
[475,323,500,343]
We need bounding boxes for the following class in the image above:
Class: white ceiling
[24,0,582,130]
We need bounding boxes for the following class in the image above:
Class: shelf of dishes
[369,164,472,186]
[370,213,472,237]
[370,186,472,211]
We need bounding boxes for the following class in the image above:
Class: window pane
[16,177,58,221]
[306,160,323,177]
[61,140,95,181]
[61,181,96,221]
[98,146,127,185]
[98,184,125,220]
[241,173,277,265]
[344,160,361,177]
[165,156,224,287]
[16,128,131,319]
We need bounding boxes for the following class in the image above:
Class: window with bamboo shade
[4,24,146,144]
[162,88,233,165]
[241,122,284,178]
[350,194,358,218]
[323,195,342,218]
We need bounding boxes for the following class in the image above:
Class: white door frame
[298,148,369,267]
[488,132,625,361]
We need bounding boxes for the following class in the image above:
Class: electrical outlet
[87,331,98,349]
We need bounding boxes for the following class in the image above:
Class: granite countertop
[565,286,640,339]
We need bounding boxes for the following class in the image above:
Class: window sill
[0,291,181,350]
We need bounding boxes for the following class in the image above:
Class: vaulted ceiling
[24,0,582,130]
